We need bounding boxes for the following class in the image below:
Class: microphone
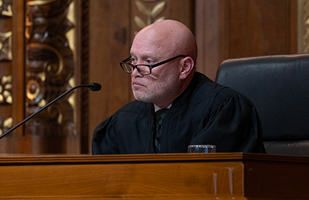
[0,83,101,139]
[89,82,101,91]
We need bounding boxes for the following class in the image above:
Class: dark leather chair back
[216,54,309,156]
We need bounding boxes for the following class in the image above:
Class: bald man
[92,20,265,154]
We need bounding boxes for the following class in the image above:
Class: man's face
[129,31,182,106]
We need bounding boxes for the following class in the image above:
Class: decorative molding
[0,31,12,60]
[0,0,12,17]
[134,0,166,32]
[27,0,56,6]
[0,0,12,139]
[0,75,12,104]
[80,0,90,153]
[0,117,12,136]
[0,75,12,136]
[299,0,309,53]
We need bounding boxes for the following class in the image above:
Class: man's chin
[133,91,152,103]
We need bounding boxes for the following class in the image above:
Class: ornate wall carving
[0,75,12,136]
[0,0,12,17]
[25,0,76,152]
[0,31,12,60]
[134,0,166,33]
[0,0,12,137]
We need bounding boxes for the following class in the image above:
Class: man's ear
[179,56,194,80]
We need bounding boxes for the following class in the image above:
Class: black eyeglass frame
[120,55,187,75]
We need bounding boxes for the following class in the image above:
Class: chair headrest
[216,54,309,140]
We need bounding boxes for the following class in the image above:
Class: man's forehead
[131,41,166,57]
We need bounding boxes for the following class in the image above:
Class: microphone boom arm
[0,83,100,139]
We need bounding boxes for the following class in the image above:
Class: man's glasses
[120,55,186,75]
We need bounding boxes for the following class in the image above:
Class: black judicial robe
[92,72,265,154]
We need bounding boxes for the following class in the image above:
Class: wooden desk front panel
[244,159,309,199]
[0,161,244,199]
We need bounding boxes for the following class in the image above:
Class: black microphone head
[89,83,101,91]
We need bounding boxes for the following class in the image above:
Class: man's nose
[131,67,141,76]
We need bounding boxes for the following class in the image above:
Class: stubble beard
[132,83,173,104]
[132,87,154,102]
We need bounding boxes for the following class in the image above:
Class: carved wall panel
[25,0,77,154]
[0,0,13,142]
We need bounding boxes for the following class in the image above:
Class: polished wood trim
[0,152,308,164]
[0,152,243,164]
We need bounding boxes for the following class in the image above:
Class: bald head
[129,20,198,108]
[132,20,198,63]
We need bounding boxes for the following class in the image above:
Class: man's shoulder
[192,72,250,105]
[117,100,152,115]
[192,72,229,98]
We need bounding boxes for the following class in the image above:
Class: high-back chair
[216,54,309,156]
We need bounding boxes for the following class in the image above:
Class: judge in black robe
[92,72,265,154]
[92,19,265,154]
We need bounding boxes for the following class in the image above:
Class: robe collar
[154,104,172,112]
